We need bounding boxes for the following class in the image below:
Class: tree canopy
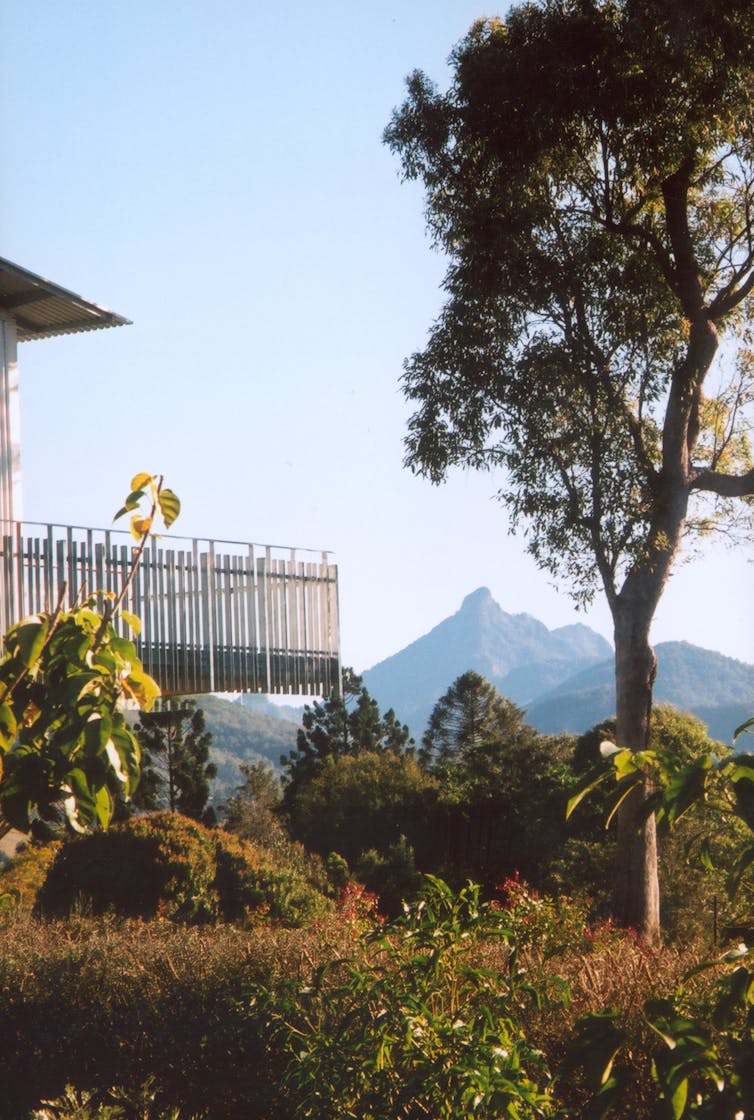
[420,670,532,771]
[280,669,414,809]
[385,0,754,608]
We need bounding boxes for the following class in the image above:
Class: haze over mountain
[362,588,754,743]
[526,641,754,742]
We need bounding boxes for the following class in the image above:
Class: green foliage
[281,669,414,810]
[566,708,748,938]
[0,840,60,912]
[569,942,754,1120]
[354,835,422,918]
[386,0,754,936]
[566,714,754,1116]
[498,873,604,958]
[35,811,329,927]
[29,1079,196,1120]
[0,880,714,1119]
[0,603,154,835]
[419,674,578,889]
[261,875,556,1119]
[113,472,181,540]
[223,761,287,851]
[287,749,437,869]
[0,474,178,836]
[134,700,216,821]
[420,670,530,771]
[568,710,752,901]
[0,915,302,1119]
[385,1,754,602]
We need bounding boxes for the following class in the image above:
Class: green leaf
[734,716,754,741]
[63,768,97,831]
[158,488,181,528]
[122,665,160,710]
[565,1010,623,1091]
[15,617,49,668]
[107,633,139,664]
[669,1077,687,1120]
[94,783,113,829]
[663,764,709,827]
[0,789,31,832]
[113,488,146,522]
[604,774,644,829]
[0,702,18,751]
[110,724,141,795]
[698,836,714,871]
[566,765,611,820]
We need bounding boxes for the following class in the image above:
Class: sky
[0,0,752,676]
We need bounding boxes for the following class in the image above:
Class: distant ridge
[362,589,754,743]
[526,641,754,742]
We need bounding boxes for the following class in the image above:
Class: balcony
[0,520,341,697]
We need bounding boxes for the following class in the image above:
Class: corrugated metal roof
[0,255,131,341]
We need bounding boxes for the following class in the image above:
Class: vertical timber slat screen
[0,522,341,697]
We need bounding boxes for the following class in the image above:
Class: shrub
[354,834,422,917]
[0,840,60,913]
[35,812,329,927]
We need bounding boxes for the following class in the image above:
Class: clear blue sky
[1,1,752,673]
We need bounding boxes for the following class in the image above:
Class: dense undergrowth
[3,719,754,1119]
[0,876,731,1120]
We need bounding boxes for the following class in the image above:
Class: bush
[35,812,329,927]
[0,840,60,913]
[354,834,422,917]
[261,875,557,1119]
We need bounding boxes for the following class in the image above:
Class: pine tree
[134,699,216,822]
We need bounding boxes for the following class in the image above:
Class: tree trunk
[612,601,661,945]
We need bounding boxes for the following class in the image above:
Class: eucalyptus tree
[385,0,754,941]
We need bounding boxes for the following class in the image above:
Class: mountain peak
[460,587,496,612]
[363,588,613,736]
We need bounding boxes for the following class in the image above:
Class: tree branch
[690,466,754,497]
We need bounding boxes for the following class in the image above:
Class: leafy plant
[30,1077,200,1119]
[566,717,754,1117]
[35,811,330,927]
[0,475,178,837]
[260,875,556,1119]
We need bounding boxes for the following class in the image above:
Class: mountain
[234,692,306,726]
[526,642,754,742]
[180,695,299,804]
[362,589,754,743]
[362,587,612,737]
[190,592,753,799]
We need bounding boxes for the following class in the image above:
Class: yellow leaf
[130,472,153,491]
[130,515,152,540]
[121,610,142,636]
